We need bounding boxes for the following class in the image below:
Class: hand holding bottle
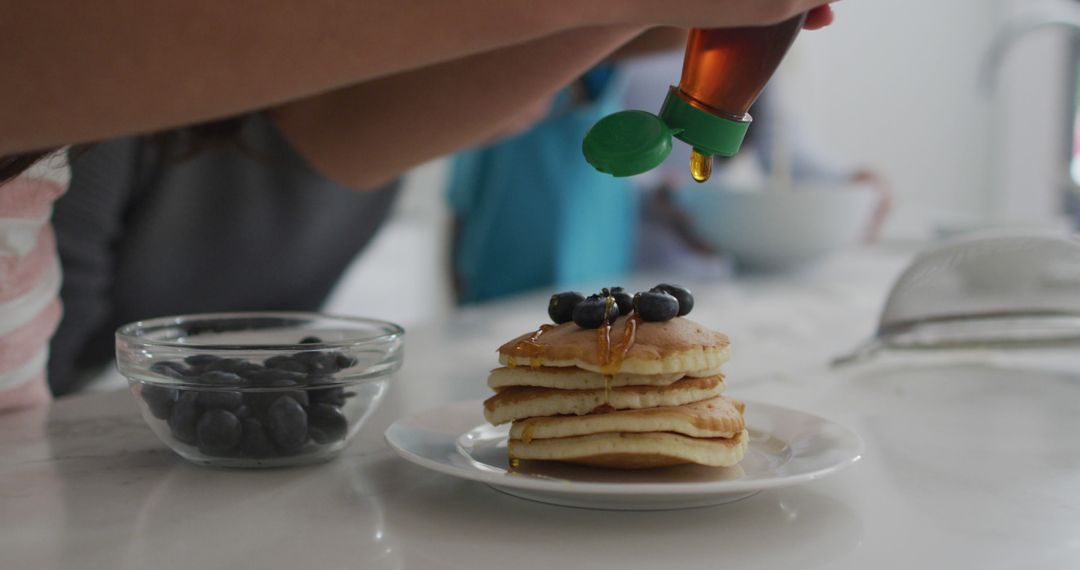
[595,0,836,29]
[584,4,824,181]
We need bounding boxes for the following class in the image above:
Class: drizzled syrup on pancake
[597,324,612,368]
[596,314,640,373]
[611,315,639,370]
[594,296,618,371]
[506,324,556,369]
[596,313,641,403]
[597,320,614,402]
[506,307,640,400]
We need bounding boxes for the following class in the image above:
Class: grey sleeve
[48,138,144,393]
[49,113,399,395]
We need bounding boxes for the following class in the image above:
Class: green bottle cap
[581,110,676,177]
[658,87,751,157]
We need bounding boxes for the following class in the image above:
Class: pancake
[509,396,744,440]
[488,366,686,391]
[497,316,730,376]
[509,429,749,469]
[483,375,723,425]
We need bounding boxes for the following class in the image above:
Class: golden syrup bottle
[678,15,807,120]
[664,13,807,182]
[583,13,807,182]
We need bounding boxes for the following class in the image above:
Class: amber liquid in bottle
[676,13,807,181]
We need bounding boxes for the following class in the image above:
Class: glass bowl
[116,312,404,468]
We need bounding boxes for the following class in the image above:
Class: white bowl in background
[675,183,878,271]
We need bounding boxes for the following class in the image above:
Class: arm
[270,25,649,189]
[608,27,688,61]
[0,0,834,154]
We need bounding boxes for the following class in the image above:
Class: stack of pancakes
[483,316,748,469]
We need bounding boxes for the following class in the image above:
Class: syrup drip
[504,324,556,466]
[506,324,556,367]
[599,314,640,375]
[522,424,535,444]
[529,324,556,342]
[596,323,612,366]
[611,315,639,368]
[595,313,640,403]
[507,326,557,356]
[690,149,713,183]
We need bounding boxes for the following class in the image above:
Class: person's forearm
[1,1,833,155]
[608,27,688,61]
[270,25,645,190]
[0,0,579,154]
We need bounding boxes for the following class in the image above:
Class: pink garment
[0,177,66,219]
[0,299,61,373]
[0,166,67,412]
[0,227,56,303]
[0,370,51,410]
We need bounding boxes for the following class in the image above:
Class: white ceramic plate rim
[384,400,864,496]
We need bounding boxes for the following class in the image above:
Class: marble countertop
[3,246,1079,569]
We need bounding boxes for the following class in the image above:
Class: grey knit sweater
[48,114,398,395]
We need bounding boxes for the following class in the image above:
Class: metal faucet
[980,0,1080,92]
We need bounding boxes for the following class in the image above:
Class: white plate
[384,400,863,510]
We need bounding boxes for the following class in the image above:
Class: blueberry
[264,355,309,375]
[231,363,268,379]
[193,370,245,387]
[267,396,308,452]
[308,403,348,444]
[633,290,679,322]
[150,361,190,379]
[205,358,258,375]
[311,358,340,376]
[291,351,341,376]
[310,389,345,407]
[241,380,308,413]
[309,378,346,407]
[183,354,222,370]
[243,368,307,385]
[334,353,358,370]
[548,291,585,324]
[196,390,243,410]
[167,391,201,445]
[609,287,634,316]
[141,384,178,419]
[270,379,309,407]
[196,409,242,454]
[652,283,694,316]
[240,418,276,458]
[300,336,322,344]
[242,391,276,414]
[572,294,619,329]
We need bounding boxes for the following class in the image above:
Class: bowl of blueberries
[116,312,404,468]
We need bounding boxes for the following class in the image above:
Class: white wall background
[780,0,1071,237]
